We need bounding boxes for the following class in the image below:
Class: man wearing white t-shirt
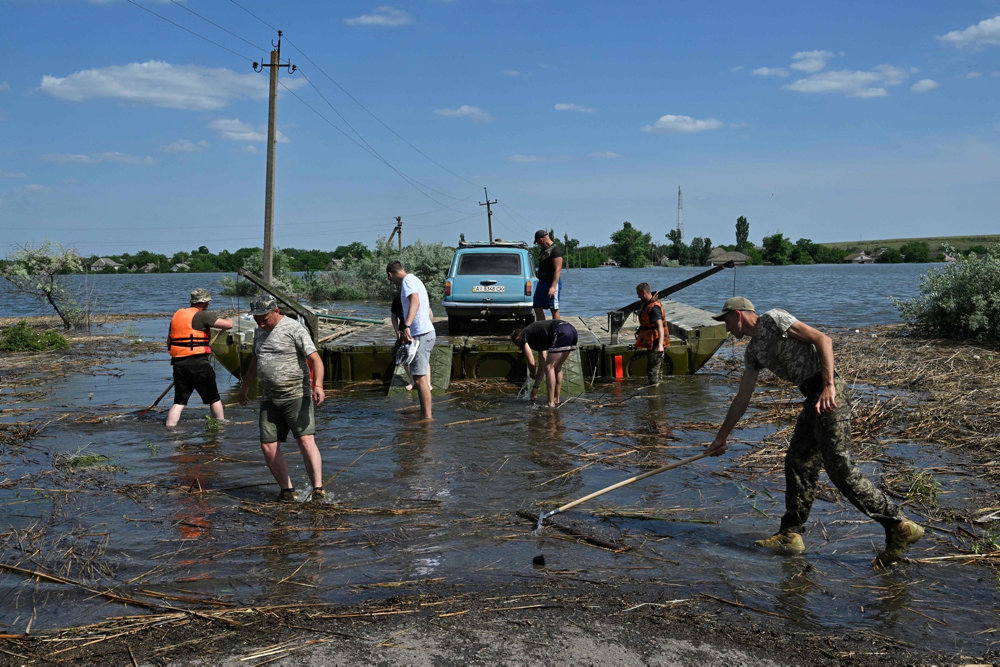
[386,260,436,421]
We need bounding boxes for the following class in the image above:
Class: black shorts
[172,360,221,406]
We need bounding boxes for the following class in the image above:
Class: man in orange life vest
[634,282,668,384]
[165,288,233,427]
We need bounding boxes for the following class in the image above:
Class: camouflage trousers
[779,377,902,534]
[646,350,662,384]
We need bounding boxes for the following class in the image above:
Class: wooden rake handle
[539,450,710,526]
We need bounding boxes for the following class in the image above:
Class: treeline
[77,243,373,274]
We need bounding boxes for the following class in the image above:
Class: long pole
[262,47,278,284]
[535,451,708,530]
[479,187,497,244]
[255,31,295,284]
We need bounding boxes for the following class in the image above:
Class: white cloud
[966,71,983,79]
[163,139,209,153]
[0,169,26,178]
[209,118,289,144]
[22,184,47,192]
[508,154,572,163]
[41,152,157,165]
[0,82,9,91]
[784,64,909,98]
[752,67,789,77]
[554,103,596,113]
[790,50,834,73]
[911,78,939,92]
[345,6,413,27]
[641,114,723,133]
[433,105,493,122]
[37,61,282,111]
[937,15,1000,47]
[589,151,621,159]
[502,69,525,77]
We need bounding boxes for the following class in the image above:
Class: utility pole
[479,187,497,244]
[253,31,296,284]
[387,216,403,253]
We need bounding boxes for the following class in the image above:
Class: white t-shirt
[400,273,433,336]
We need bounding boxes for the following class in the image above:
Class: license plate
[472,285,505,292]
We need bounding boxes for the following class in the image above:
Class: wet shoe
[310,488,327,504]
[754,532,805,554]
[874,519,924,568]
[276,488,296,503]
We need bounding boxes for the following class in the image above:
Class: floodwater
[2,264,998,658]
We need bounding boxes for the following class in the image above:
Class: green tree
[333,242,372,261]
[894,246,1000,342]
[735,216,750,252]
[761,233,794,265]
[877,247,904,263]
[1,242,85,328]
[610,221,652,268]
[665,228,690,264]
[791,238,817,265]
[688,237,712,266]
[900,241,931,263]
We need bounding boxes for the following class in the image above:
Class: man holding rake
[705,296,923,568]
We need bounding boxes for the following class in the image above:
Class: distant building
[140,262,159,273]
[171,263,191,272]
[91,257,124,271]
[842,250,875,264]
[708,248,749,266]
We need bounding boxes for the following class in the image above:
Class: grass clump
[67,454,111,468]
[0,320,70,352]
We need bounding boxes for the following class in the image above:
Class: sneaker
[276,488,296,503]
[874,519,924,568]
[310,488,327,504]
[394,338,419,366]
[754,532,806,554]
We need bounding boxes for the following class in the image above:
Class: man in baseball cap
[704,296,923,568]
[240,292,327,503]
[165,288,233,427]
[711,296,755,321]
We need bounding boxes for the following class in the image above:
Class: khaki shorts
[259,396,315,443]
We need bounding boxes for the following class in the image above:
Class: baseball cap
[534,229,549,242]
[712,296,755,321]
[249,294,278,316]
[190,288,212,305]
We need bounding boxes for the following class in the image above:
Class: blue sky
[2,0,999,258]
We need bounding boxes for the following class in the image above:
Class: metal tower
[676,186,684,242]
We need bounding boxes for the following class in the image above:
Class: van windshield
[457,253,522,275]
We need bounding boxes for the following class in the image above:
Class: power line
[167,0,265,54]
[282,35,480,189]
[124,0,255,62]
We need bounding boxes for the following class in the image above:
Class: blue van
[442,241,536,333]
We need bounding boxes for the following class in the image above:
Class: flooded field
[2,316,998,662]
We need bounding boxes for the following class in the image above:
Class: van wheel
[448,315,463,335]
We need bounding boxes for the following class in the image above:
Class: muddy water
[1,317,997,657]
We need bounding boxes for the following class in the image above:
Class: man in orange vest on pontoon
[634,282,668,385]
[165,288,233,427]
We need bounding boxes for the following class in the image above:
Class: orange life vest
[635,299,668,350]
[168,307,211,358]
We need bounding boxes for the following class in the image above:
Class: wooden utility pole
[387,216,403,253]
[479,187,497,244]
[254,31,295,284]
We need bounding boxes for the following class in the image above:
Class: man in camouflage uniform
[704,297,923,568]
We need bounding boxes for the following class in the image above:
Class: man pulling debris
[165,288,233,427]
[239,295,326,503]
[511,320,578,408]
[704,296,923,567]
